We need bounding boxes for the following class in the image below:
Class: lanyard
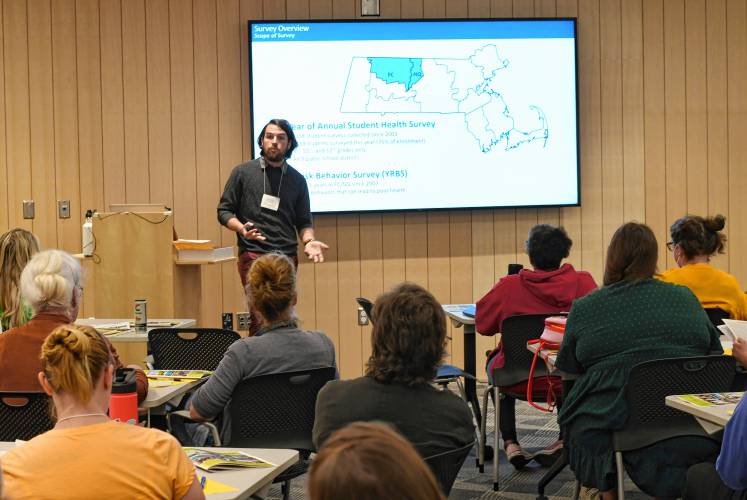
[260,157,286,197]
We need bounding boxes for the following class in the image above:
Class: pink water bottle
[110,368,138,425]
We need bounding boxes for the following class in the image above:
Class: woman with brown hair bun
[659,214,747,320]
[556,222,723,499]
[312,282,474,458]
[308,422,445,500]
[1,324,203,499]
[188,252,336,445]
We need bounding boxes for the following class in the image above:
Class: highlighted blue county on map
[368,57,424,91]
[341,45,549,154]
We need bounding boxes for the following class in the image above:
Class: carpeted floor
[264,385,651,499]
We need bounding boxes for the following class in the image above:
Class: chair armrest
[167,409,222,446]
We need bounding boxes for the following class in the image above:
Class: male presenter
[218,118,328,287]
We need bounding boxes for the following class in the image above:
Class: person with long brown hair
[0,324,204,499]
[187,252,336,445]
[0,228,40,331]
[659,214,747,320]
[556,222,723,499]
[312,282,474,458]
[308,422,445,500]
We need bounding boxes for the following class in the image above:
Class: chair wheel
[493,482,499,491]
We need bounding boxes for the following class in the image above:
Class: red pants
[237,251,298,336]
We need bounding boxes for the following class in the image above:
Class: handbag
[525,316,567,412]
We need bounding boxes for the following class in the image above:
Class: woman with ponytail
[0,250,147,403]
[186,253,336,445]
[0,228,40,331]
[0,324,204,499]
[659,214,747,320]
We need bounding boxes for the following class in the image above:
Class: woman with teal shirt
[556,222,723,499]
[0,229,39,331]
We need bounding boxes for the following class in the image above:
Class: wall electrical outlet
[236,312,252,331]
[361,0,380,16]
[58,200,71,219]
[22,200,35,219]
[357,307,369,326]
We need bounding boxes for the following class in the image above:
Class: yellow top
[658,263,747,320]
[2,420,195,499]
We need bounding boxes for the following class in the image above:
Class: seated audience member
[556,222,723,500]
[475,224,596,467]
[308,422,445,500]
[683,392,747,500]
[0,228,40,331]
[659,214,747,320]
[313,282,474,457]
[0,250,147,403]
[188,253,336,445]
[0,324,204,500]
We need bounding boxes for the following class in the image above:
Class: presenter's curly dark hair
[670,214,727,259]
[525,224,573,270]
[366,282,447,386]
[257,118,299,159]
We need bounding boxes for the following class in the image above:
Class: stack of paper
[720,319,747,342]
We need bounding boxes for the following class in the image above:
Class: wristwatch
[303,238,315,245]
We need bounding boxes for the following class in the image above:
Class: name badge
[261,194,280,211]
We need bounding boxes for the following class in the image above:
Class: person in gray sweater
[189,253,336,445]
[312,282,475,458]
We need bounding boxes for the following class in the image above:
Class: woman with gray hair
[0,249,147,402]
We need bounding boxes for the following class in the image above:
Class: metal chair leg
[479,385,490,473]
[537,450,568,499]
[573,480,581,500]
[493,385,500,491]
[615,451,625,500]
[281,480,290,500]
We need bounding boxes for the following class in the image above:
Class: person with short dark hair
[475,224,596,467]
[556,222,723,500]
[659,214,747,320]
[308,422,445,500]
[312,282,474,458]
[217,118,328,334]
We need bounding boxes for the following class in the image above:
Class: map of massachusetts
[340,45,549,153]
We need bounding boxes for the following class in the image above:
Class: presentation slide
[249,20,579,213]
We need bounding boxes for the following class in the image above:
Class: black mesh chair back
[228,366,337,450]
[424,441,474,495]
[614,355,735,452]
[493,313,562,388]
[0,392,54,441]
[356,297,374,323]
[148,328,240,370]
[705,307,730,327]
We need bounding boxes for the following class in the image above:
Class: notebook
[462,305,476,317]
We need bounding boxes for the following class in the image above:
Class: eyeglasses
[666,241,676,251]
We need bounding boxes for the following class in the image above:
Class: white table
[442,305,482,427]
[77,318,197,342]
[665,392,743,433]
[141,377,207,427]
[0,442,297,500]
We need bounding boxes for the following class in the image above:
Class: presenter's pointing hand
[304,240,329,263]
[239,222,266,241]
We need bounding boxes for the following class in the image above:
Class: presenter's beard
[263,148,285,164]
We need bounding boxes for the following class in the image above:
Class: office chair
[148,328,240,370]
[0,392,54,441]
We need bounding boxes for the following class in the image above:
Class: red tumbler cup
[110,367,138,425]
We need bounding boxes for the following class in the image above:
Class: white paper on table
[723,320,747,342]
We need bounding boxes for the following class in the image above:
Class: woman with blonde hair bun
[186,252,336,445]
[0,228,40,331]
[0,249,148,402]
[0,324,204,500]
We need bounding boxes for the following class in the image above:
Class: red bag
[526,316,566,412]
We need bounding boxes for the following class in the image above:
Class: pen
[200,476,206,489]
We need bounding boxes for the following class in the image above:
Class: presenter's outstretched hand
[304,240,329,263]
[239,221,266,241]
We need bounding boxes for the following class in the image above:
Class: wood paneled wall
[2,0,746,378]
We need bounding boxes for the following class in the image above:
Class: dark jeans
[498,393,563,443]
[237,251,298,336]
[683,462,747,500]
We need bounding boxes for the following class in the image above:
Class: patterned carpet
[264,385,651,499]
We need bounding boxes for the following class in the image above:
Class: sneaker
[533,440,563,467]
[504,442,533,470]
